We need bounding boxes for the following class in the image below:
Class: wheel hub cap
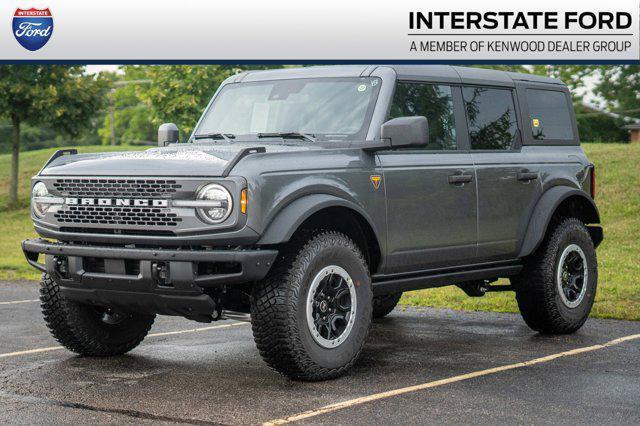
[306,265,357,349]
[556,244,588,309]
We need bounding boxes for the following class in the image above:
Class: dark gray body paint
[378,151,477,272]
[27,65,600,290]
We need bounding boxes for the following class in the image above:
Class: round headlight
[196,183,233,224]
[32,181,50,218]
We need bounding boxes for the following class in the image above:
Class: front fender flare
[518,186,600,258]
[257,194,377,246]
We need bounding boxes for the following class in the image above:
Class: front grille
[53,178,181,198]
[60,227,176,236]
[54,205,182,227]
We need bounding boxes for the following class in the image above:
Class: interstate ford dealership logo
[12,8,53,51]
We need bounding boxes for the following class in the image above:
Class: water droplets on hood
[106,147,229,164]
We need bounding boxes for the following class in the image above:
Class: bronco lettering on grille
[64,198,169,207]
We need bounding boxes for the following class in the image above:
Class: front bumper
[22,238,278,321]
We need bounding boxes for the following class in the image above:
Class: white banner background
[1,0,638,61]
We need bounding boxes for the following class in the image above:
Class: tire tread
[513,218,597,334]
[251,230,371,381]
[40,273,155,356]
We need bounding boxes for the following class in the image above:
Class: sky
[86,65,120,74]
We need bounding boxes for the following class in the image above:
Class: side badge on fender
[370,175,382,190]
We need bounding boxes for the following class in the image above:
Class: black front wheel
[512,218,597,334]
[251,231,373,381]
[40,274,155,356]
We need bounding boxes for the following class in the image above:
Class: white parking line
[148,322,247,338]
[263,333,640,425]
[0,346,62,359]
[0,299,39,306]
[0,322,248,359]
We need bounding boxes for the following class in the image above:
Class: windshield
[194,77,382,142]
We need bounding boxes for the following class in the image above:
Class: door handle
[448,174,473,185]
[517,170,539,182]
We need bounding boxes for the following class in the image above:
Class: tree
[134,65,277,138]
[97,68,155,145]
[530,65,593,98]
[574,104,629,142]
[594,66,640,120]
[0,66,109,208]
[136,65,245,137]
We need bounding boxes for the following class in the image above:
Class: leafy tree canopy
[131,65,277,138]
[0,65,109,207]
[0,65,109,134]
[595,66,640,120]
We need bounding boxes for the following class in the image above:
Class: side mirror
[158,123,179,147]
[380,116,429,149]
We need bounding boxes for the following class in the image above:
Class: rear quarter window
[526,89,574,141]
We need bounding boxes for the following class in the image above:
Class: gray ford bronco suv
[23,66,602,381]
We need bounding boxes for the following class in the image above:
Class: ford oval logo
[12,8,53,51]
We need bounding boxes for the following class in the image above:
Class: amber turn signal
[241,188,248,214]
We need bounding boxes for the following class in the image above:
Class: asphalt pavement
[1,279,638,425]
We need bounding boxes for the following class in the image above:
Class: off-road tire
[250,231,373,381]
[40,273,155,356]
[372,292,402,319]
[512,218,597,334]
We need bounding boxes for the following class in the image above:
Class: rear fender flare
[518,186,600,258]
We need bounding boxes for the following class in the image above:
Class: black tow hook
[151,261,172,287]
[53,256,69,279]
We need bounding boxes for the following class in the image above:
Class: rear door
[378,82,478,273]
[462,86,542,261]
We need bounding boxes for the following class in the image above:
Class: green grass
[0,144,638,320]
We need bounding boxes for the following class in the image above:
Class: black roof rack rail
[38,149,78,175]
[221,147,266,177]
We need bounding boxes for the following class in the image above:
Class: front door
[380,151,477,273]
[378,82,477,273]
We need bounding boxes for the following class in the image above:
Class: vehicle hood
[40,143,316,177]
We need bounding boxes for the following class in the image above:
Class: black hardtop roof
[234,65,564,87]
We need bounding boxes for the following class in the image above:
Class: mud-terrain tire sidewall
[295,236,372,370]
[251,231,373,380]
[514,218,597,334]
[372,292,402,319]
[40,273,155,356]
[552,224,597,324]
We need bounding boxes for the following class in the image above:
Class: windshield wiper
[193,133,236,142]
[257,132,316,143]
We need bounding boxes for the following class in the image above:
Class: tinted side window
[389,83,457,150]
[526,89,574,140]
[462,87,518,150]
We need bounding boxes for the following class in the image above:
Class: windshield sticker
[532,118,540,127]
[357,84,367,92]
